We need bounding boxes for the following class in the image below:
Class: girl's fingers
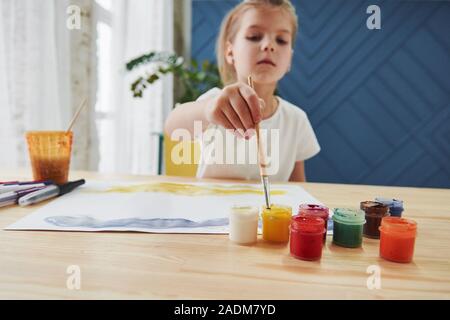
[219,110,251,140]
[229,92,254,132]
[238,85,262,124]
[216,111,235,131]
[222,103,245,138]
[214,108,243,139]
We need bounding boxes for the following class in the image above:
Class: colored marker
[18,179,85,207]
[0,186,47,208]
[0,181,19,185]
[1,179,53,186]
[0,180,54,194]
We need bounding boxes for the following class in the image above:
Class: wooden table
[1,169,449,299]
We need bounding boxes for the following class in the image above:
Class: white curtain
[105,0,174,174]
[0,0,174,175]
[0,0,98,172]
[0,0,70,169]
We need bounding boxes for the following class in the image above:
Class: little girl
[164,0,320,182]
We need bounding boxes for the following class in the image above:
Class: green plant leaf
[191,59,198,70]
[126,51,222,105]
[147,74,159,84]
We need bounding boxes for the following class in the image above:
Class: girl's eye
[246,35,262,41]
[277,38,288,45]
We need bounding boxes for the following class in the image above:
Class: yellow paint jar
[262,204,292,243]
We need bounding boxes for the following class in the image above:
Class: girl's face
[226,6,294,85]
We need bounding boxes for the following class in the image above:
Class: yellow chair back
[164,134,200,177]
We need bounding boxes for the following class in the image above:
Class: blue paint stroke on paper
[44,216,228,229]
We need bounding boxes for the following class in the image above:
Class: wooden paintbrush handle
[255,121,268,176]
[248,75,269,176]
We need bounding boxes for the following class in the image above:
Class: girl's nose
[262,40,275,52]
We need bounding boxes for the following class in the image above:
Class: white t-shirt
[195,87,320,182]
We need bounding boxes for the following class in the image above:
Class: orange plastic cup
[26,131,73,185]
[379,217,417,263]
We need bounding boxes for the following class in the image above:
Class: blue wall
[192,0,450,188]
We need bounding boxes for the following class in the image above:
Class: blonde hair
[216,0,298,85]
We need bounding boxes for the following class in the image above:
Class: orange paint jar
[379,217,417,263]
[262,204,292,243]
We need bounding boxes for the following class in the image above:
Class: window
[93,0,174,175]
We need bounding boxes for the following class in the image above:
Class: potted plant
[126,51,221,102]
[125,52,222,175]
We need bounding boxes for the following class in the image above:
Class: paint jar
[375,197,404,217]
[379,217,417,263]
[298,204,329,243]
[332,208,366,248]
[261,204,292,243]
[360,201,389,239]
[290,215,325,261]
[229,206,259,245]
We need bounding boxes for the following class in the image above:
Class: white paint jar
[229,206,259,245]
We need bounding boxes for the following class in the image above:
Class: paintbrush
[66,97,88,132]
[247,75,271,209]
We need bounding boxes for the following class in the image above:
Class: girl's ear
[225,41,234,65]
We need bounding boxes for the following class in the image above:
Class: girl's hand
[205,83,263,139]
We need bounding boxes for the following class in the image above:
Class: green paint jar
[332,208,366,248]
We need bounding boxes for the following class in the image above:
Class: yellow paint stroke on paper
[99,182,286,196]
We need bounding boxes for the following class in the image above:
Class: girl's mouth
[257,59,276,66]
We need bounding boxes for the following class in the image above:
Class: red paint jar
[290,215,325,261]
[379,217,417,263]
[298,204,329,243]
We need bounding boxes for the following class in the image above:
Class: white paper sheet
[5,180,329,234]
